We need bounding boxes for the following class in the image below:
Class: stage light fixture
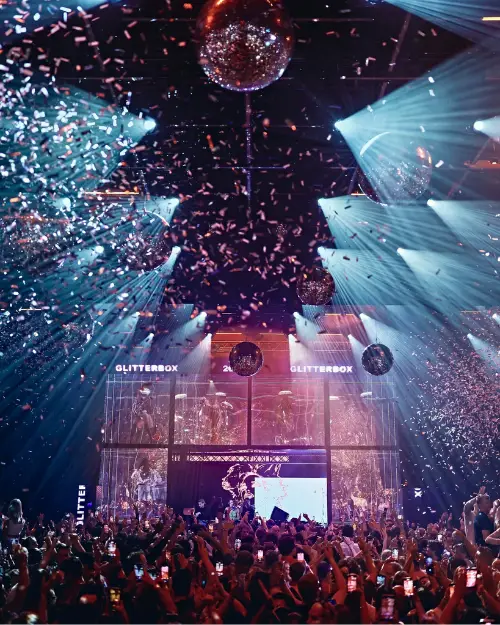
[144,119,157,131]
[293,312,300,318]
[172,246,182,255]
[396,248,404,255]
[95,245,105,254]
[427,199,436,207]
[334,120,344,130]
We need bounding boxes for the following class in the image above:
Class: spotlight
[427,199,436,207]
[172,246,181,255]
[334,120,344,130]
[347,334,353,338]
[144,119,157,131]
[396,248,404,255]
[318,246,325,255]
[148,332,155,339]
[473,120,485,132]
[467,333,473,338]
[493,313,498,320]
[359,313,367,320]
[207,333,212,338]
[200,311,207,318]
[293,312,300,318]
[95,245,104,254]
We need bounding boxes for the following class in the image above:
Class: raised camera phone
[235,538,241,550]
[392,548,399,559]
[134,564,144,579]
[161,565,169,581]
[297,552,304,562]
[404,578,413,597]
[381,595,395,620]
[107,541,116,555]
[216,562,223,576]
[347,574,357,592]
[109,588,121,605]
[258,549,264,561]
[377,575,385,586]
[466,568,477,588]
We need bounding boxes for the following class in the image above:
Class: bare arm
[485,526,500,545]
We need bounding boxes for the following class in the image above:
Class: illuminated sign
[290,365,353,373]
[76,484,86,523]
[115,364,178,372]
[220,365,353,374]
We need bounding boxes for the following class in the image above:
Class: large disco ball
[196,0,294,92]
[118,213,172,272]
[361,343,394,376]
[229,341,263,376]
[358,132,432,205]
[297,267,335,305]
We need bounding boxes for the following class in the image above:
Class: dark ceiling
[1,0,494,318]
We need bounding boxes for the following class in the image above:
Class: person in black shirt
[474,494,494,545]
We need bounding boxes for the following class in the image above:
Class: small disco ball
[118,214,171,272]
[361,343,394,376]
[358,132,432,206]
[196,0,294,92]
[296,267,335,305]
[229,341,263,377]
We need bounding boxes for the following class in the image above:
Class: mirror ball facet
[196,0,294,92]
[296,267,335,305]
[229,341,264,377]
[361,343,394,376]
[358,132,432,206]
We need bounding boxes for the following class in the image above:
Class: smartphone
[208,523,214,532]
[404,578,413,597]
[107,541,116,555]
[381,595,395,620]
[161,565,169,580]
[109,588,121,605]
[235,538,241,550]
[347,574,357,592]
[297,552,304,562]
[438,534,443,542]
[258,549,264,561]
[134,564,144,579]
[466,568,477,588]
[144,521,150,529]
[148,569,157,580]
[377,575,385,586]
[392,548,399,559]
[425,556,433,576]
[109,516,114,523]
[216,562,223,576]
[352,523,357,531]
[449,584,455,598]
[25,614,38,624]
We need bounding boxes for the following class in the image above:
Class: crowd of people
[1,490,500,624]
